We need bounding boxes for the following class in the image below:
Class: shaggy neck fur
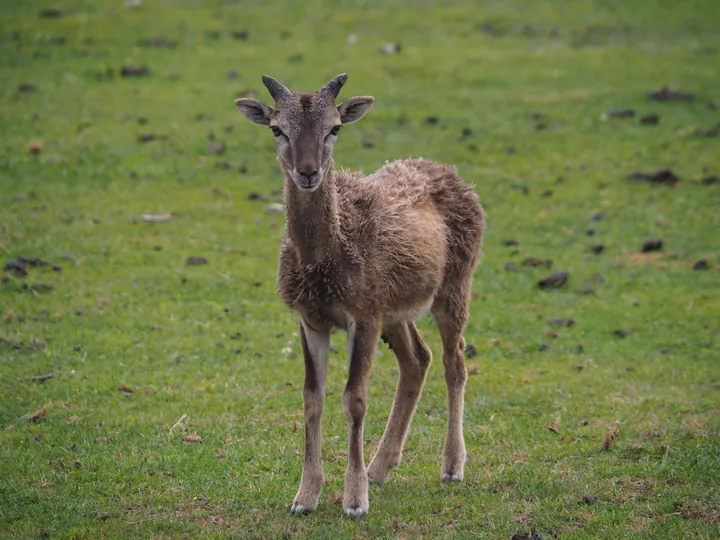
[284,165,340,265]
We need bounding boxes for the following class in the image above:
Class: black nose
[298,169,318,185]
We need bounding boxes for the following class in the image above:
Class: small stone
[692,259,709,270]
[591,244,604,254]
[266,203,284,214]
[504,262,517,272]
[380,42,401,55]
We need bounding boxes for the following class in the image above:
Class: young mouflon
[234,74,484,518]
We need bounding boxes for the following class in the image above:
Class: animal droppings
[641,239,663,253]
[647,87,695,101]
[640,113,660,125]
[627,169,680,187]
[121,65,150,77]
[523,257,553,268]
[538,271,569,290]
[548,318,575,327]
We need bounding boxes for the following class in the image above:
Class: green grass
[1,0,719,537]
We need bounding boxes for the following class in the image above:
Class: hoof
[441,471,463,483]
[368,475,386,486]
[290,502,315,515]
[367,467,389,485]
[344,505,368,518]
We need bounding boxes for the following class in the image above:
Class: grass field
[1,0,719,537]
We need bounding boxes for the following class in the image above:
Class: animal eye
[270,126,284,138]
[329,125,341,136]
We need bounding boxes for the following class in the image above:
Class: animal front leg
[290,322,330,515]
[342,316,380,517]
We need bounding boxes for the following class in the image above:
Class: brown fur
[235,74,484,518]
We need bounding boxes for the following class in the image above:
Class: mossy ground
[1,0,718,538]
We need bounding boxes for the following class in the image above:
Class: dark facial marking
[300,93,314,113]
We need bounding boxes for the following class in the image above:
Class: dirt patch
[675,500,720,524]
[602,423,621,451]
[4,257,62,277]
[26,402,53,422]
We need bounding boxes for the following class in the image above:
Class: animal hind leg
[432,275,472,483]
[367,321,432,485]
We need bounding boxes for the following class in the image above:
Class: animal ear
[234,98,273,126]
[337,96,374,124]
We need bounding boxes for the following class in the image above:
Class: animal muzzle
[294,168,321,191]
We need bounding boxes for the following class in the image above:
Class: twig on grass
[169,413,188,437]
[30,373,54,383]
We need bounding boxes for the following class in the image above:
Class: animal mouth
[294,175,321,192]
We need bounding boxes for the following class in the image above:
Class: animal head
[235,73,374,192]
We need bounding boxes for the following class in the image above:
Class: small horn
[321,73,348,99]
[261,75,291,101]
